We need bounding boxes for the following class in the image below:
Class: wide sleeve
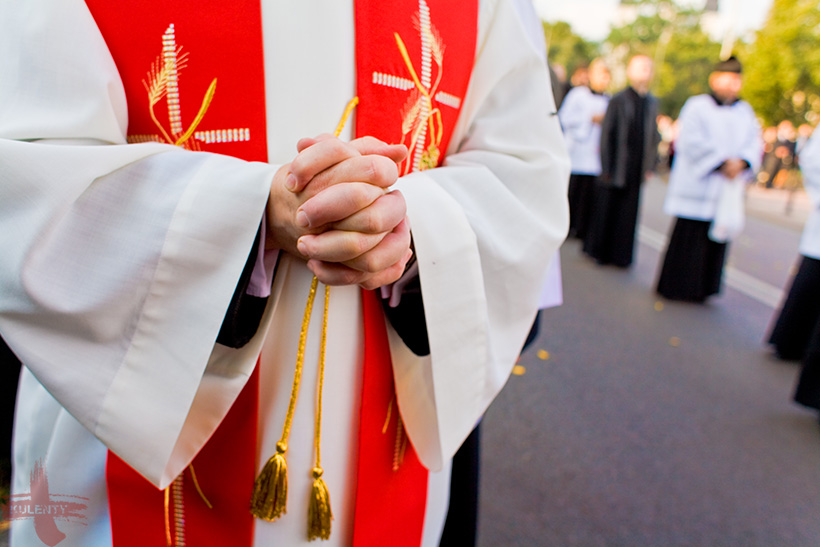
[558,87,593,147]
[0,0,277,487]
[388,0,570,471]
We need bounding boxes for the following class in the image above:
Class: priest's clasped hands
[267,134,413,290]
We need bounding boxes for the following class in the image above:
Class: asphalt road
[478,179,820,546]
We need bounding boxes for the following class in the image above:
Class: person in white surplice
[0,1,569,545]
[656,56,761,304]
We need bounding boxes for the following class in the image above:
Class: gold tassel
[307,467,333,541]
[250,441,289,520]
[251,98,358,537]
[307,285,333,540]
[251,276,320,520]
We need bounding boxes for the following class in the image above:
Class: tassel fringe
[250,98,356,540]
[250,442,289,521]
[307,467,333,541]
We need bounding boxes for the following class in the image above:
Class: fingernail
[297,237,308,256]
[296,210,309,228]
[286,173,298,191]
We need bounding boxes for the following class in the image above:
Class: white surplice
[0,1,569,545]
[663,94,761,221]
[798,133,820,259]
[558,86,609,176]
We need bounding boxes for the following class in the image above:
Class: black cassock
[767,255,820,415]
[584,87,659,267]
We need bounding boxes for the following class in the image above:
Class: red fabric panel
[86,1,267,543]
[352,1,477,544]
[106,368,258,547]
[84,0,268,161]
[353,289,429,547]
[354,0,478,172]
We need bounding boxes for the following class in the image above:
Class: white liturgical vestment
[0,0,569,545]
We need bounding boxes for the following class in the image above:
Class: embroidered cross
[128,24,251,151]
[371,0,462,174]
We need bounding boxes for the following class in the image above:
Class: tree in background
[603,0,721,118]
[743,0,820,127]
[542,21,599,78]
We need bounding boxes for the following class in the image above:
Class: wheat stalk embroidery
[372,0,462,174]
[130,24,250,150]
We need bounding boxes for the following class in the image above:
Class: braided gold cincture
[250,98,359,541]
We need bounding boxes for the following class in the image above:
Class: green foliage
[743,0,820,126]
[542,21,599,76]
[653,27,721,117]
[602,0,721,118]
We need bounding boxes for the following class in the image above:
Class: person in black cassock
[584,55,659,267]
[655,56,761,303]
[767,130,820,420]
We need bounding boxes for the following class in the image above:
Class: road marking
[637,225,785,309]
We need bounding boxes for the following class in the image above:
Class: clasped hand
[720,158,748,180]
[267,135,412,290]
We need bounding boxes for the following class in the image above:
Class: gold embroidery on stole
[371,0,463,174]
[128,24,251,150]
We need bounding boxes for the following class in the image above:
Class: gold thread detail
[188,464,213,509]
[164,486,172,547]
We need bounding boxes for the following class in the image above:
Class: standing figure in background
[790,131,820,420]
[584,55,660,268]
[757,126,779,188]
[772,120,798,189]
[559,59,611,240]
[549,63,568,110]
[656,56,761,303]
[768,132,820,420]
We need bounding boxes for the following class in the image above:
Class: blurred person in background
[768,131,820,423]
[772,120,798,188]
[584,55,660,268]
[559,58,611,241]
[789,130,820,422]
[656,56,761,303]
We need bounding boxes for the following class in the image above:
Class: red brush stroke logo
[6,459,88,546]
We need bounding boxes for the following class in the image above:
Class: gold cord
[334,97,359,138]
[250,276,320,521]
[250,97,358,540]
[308,285,333,540]
[188,464,213,509]
[164,486,172,547]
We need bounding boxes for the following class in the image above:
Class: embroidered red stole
[85,0,477,544]
[85,1,268,545]
[353,2,477,545]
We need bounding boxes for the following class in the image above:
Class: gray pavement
[478,181,820,546]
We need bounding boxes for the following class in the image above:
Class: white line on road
[637,225,785,309]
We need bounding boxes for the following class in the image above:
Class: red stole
[353,2,476,545]
[85,0,477,544]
